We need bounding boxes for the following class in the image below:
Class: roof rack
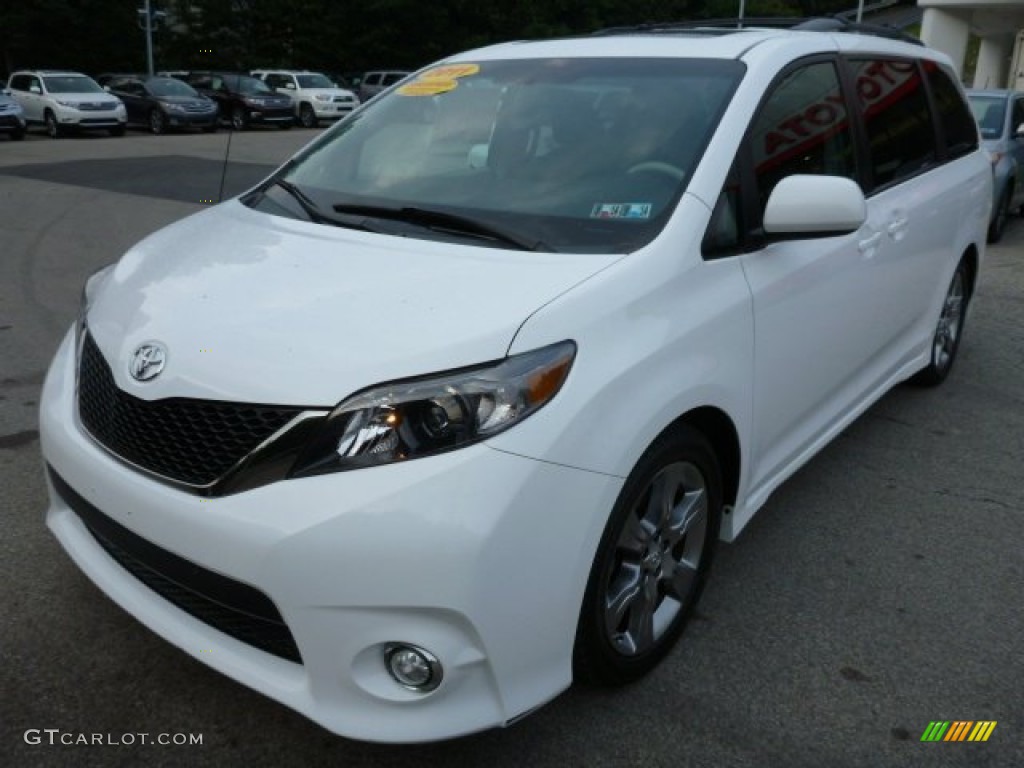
[591,16,923,47]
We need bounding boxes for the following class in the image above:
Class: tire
[987,187,1010,244]
[109,124,125,137]
[911,258,969,387]
[574,425,722,686]
[149,109,166,135]
[231,106,248,131]
[44,110,63,139]
[299,103,317,128]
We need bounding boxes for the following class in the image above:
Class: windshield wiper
[263,179,380,233]
[332,203,550,251]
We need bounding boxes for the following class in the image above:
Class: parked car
[966,88,1024,242]
[186,71,293,130]
[6,70,126,138]
[0,88,26,140]
[42,21,989,743]
[251,69,359,127]
[105,75,218,134]
[358,69,411,101]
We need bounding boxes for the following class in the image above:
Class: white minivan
[40,21,990,743]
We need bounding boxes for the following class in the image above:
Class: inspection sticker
[419,63,480,81]
[590,203,652,220]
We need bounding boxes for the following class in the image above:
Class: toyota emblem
[130,343,167,382]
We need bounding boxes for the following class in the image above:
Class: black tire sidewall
[300,104,315,128]
[150,109,165,134]
[574,426,723,686]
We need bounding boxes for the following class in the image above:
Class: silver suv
[6,70,126,138]
[251,70,358,128]
[358,70,411,102]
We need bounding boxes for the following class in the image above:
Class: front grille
[182,103,213,113]
[332,96,354,104]
[78,102,117,111]
[78,118,119,125]
[49,467,303,664]
[78,332,302,486]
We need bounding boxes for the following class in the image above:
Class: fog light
[384,644,443,692]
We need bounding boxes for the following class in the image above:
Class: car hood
[55,94,121,107]
[86,201,618,407]
[305,88,356,99]
[157,95,214,107]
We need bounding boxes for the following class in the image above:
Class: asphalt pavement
[1,127,1021,768]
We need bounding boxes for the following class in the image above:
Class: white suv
[6,70,126,137]
[251,69,359,127]
[41,21,989,742]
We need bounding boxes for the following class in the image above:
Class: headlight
[291,340,576,476]
[161,101,186,113]
[55,100,78,109]
[313,93,332,102]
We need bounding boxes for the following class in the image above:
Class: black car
[106,76,218,134]
[186,72,293,130]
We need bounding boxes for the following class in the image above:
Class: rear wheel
[44,110,63,138]
[149,108,166,135]
[911,258,969,387]
[574,426,722,685]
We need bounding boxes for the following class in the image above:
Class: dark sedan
[186,72,293,130]
[106,76,218,134]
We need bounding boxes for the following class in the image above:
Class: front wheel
[574,426,722,686]
[149,109,166,135]
[44,110,63,139]
[299,103,317,128]
[911,259,969,387]
[231,106,248,131]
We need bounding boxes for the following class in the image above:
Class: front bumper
[55,106,126,128]
[312,101,356,119]
[166,111,218,128]
[40,328,622,742]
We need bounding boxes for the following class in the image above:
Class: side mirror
[1,88,10,96]
[285,82,296,89]
[1014,123,1024,140]
[763,175,866,237]
[103,85,111,92]
[30,85,41,94]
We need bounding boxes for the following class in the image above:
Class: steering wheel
[626,161,686,182]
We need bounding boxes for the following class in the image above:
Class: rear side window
[10,74,30,91]
[749,60,856,224]
[923,62,978,159]
[850,59,936,189]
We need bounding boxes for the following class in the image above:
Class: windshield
[968,95,1005,139]
[226,75,271,95]
[297,74,335,89]
[44,76,103,94]
[148,78,200,98]
[275,58,743,253]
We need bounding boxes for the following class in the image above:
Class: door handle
[887,217,909,237]
[858,232,883,253]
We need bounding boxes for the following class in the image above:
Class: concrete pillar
[974,36,1013,89]
[921,8,972,78]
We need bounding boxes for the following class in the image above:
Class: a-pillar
[921,8,972,78]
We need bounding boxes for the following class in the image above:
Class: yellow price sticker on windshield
[419,63,480,81]
[397,79,458,96]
